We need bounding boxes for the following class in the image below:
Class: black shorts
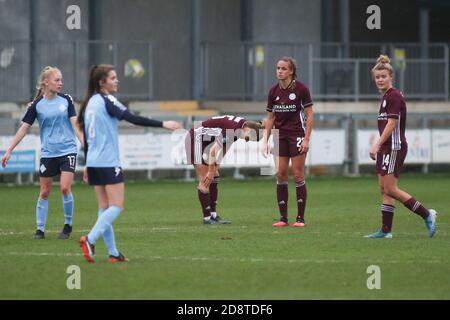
[87,167,124,186]
[39,153,77,177]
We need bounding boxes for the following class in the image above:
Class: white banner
[357,129,432,164]
[0,130,348,172]
[222,139,272,168]
[431,129,450,163]
[119,133,180,169]
[308,129,346,165]
[0,135,40,170]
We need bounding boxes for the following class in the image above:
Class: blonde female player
[2,66,84,240]
[365,55,437,238]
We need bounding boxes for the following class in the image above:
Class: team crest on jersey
[382,100,386,108]
[275,96,280,101]
[59,104,67,112]
[289,93,296,100]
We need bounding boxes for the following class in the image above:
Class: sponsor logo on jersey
[273,104,297,112]
[378,112,388,120]
[289,93,296,100]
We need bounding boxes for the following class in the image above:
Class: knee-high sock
[98,208,119,257]
[209,176,219,215]
[87,205,121,244]
[295,180,307,220]
[381,204,395,233]
[197,188,211,218]
[36,198,49,232]
[62,193,74,225]
[403,197,429,219]
[277,182,288,221]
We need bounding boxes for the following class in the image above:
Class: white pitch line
[8,251,83,257]
[0,226,447,237]
[5,252,445,264]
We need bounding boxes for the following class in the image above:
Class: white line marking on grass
[5,252,445,264]
[0,226,447,237]
[0,231,25,236]
[8,252,82,257]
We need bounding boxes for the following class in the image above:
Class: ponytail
[78,64,115,131]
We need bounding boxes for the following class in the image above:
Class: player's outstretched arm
[120,109,183,130]
[105,97,183,130]
[162,121,183,131]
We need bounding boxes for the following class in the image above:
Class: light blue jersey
[23,93,77,158]
[84,94,127,167]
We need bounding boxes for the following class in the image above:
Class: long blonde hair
[371,55,394,78]
[33,66,62,100]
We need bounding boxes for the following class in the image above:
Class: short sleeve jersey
[266,80,313,137]
[84,93,127,167]
[195,115,246,146]
[377,88,407,150]
[22,93,77,158]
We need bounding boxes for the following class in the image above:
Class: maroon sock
[197,188,211,218]
[209,177,219,212]
[403,197,429,219]
[295,180,307,220]
[381,204,395,233]
[277,182,288,222]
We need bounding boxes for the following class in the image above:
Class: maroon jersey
[195,115,246,145]
[377,88,407,150]
[266,80,313,137]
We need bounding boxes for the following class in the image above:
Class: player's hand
[83,167,89,183]
[163,121,183,131]
[369,143,379,160]
[203,171,215,188]
[262,141,269,158]
[1,151,11,168]
[299,139,310,154]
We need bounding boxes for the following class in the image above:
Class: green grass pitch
[0,174,448,299]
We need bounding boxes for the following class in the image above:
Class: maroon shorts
[273,134,304,158]
[376,147,407,178]
[185,129,216,165]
